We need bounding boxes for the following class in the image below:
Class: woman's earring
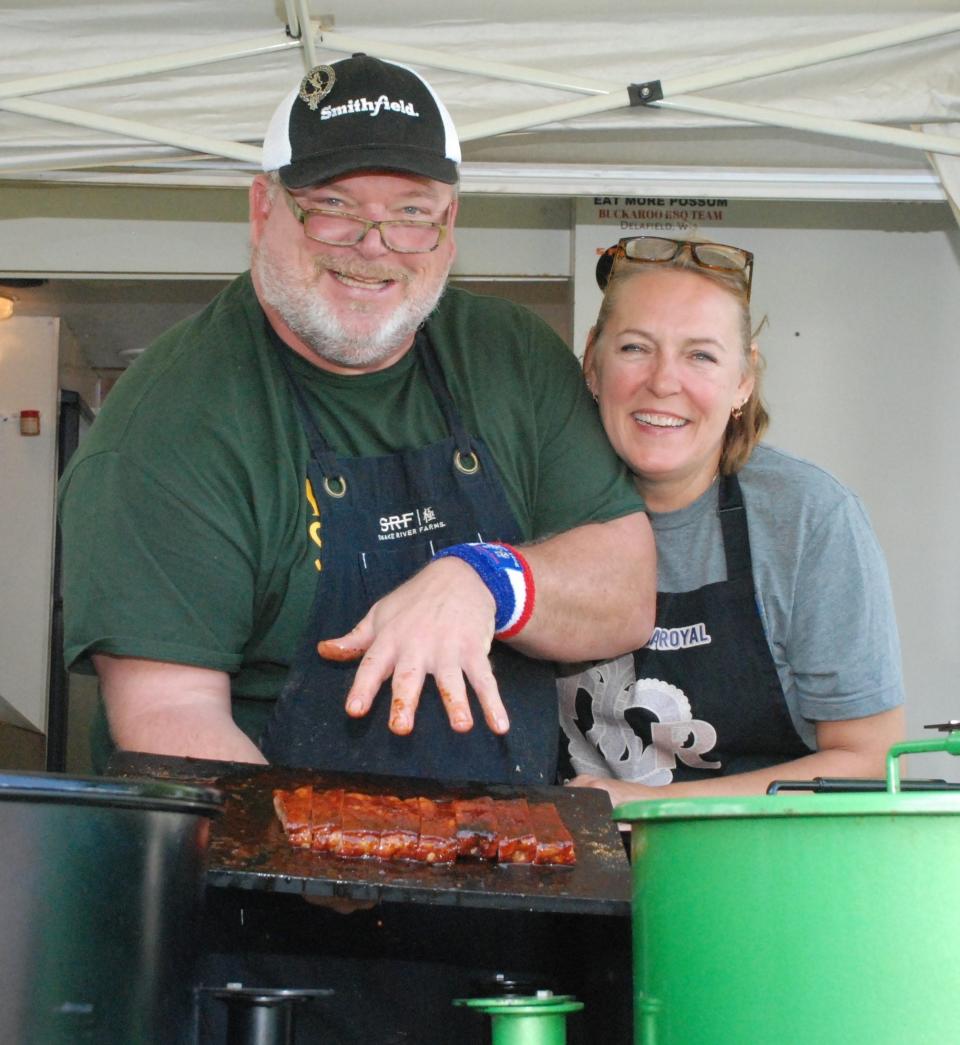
[587,382,599,404]
[731,403,744,421]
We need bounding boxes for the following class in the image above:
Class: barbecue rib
[273,787,576,866]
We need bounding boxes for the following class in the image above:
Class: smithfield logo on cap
[320,94,421,121]
[298,65,336,111]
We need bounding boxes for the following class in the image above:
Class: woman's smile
[632,411,688,429]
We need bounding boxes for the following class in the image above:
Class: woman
[559,235,905,804]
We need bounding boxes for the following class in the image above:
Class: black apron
[260,329,558,785]
[561,474,810,783]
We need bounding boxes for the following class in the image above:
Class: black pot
[0,771,222,1045]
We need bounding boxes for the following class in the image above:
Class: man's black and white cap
[262,53,461,188]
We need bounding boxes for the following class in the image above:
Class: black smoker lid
[0,769,224,815]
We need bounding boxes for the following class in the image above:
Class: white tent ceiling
[2,0,959,202]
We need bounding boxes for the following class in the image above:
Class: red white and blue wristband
[432,542,535,640]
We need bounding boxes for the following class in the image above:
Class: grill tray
[107,752,631,916]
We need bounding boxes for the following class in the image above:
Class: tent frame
[0,2,957,200]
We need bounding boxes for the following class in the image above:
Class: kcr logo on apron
[559,654,720,785]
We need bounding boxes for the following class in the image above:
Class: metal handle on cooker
[885,729,960,794]
[767,777,956,794]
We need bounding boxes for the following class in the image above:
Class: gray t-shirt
[561,444,904,771]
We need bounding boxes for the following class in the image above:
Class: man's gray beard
[252,242,448,369]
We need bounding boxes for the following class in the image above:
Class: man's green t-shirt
[59,275,644,744]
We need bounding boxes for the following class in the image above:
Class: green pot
[614,737,960,1045]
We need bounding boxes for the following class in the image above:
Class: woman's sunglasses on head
[595,236,754,296]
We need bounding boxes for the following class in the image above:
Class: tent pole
[460,91,634,141]
[0,98,262,165]
[1,14,956,173]
[282,0,301,40]
[292,0,318,70]
[920,124,960,225]
[308,30,609,94]
[306,19,960,160]
[652,96,960,158]
[456,11,960,143]
[659,13,960,98]
[0,37,298,100]
[314,14,960,103]
[0,13,953,111]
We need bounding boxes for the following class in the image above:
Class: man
[59,54,656,783]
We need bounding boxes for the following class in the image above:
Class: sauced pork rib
[273,787,576,866]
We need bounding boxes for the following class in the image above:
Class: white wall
[758,225,960,779]
[0,317,60,731]
[573,199,960,779]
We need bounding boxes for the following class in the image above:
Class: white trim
[0,163,945,202]
[459,165,946,201]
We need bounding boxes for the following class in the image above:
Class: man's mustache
[313,255,410,284]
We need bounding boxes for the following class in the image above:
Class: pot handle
[885,729,960,793]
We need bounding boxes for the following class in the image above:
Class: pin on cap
[262,53,460,188]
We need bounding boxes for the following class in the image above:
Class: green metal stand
[454,992,584,1045]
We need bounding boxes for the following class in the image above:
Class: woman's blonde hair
[590,254,768,475]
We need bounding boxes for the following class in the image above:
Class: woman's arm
[569,706,906,805]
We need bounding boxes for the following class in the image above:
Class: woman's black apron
[561,474,810,782]
[260,328,558,785]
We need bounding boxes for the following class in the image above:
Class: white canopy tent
[1,0,958,206]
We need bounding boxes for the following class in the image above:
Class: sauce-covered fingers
[316,638,366,662]
[388,665,426,735]
[433,670,474,733]
[464,656,508,734]
[317,620,372,663]
[343,651,393,718]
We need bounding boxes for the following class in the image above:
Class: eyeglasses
[281,187,449,254]
[595,236,754,296]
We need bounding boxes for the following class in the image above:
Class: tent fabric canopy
[1,0,958,203]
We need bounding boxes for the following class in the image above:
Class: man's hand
[317,556,510,737]
[318,512,656,739]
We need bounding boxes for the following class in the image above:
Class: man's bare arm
[94,654,267,764]
[509,512,656,662]
[320,511,657,736]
